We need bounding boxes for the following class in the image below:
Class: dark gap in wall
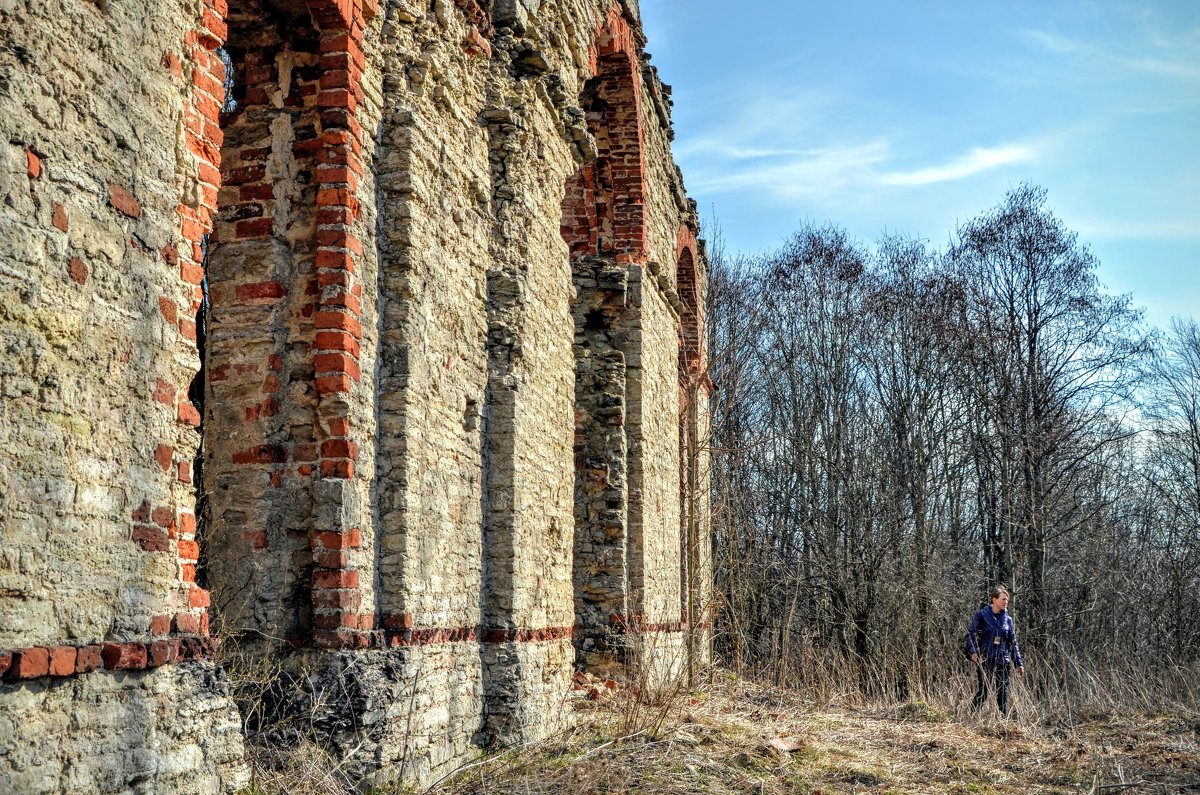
[193,233,213,591]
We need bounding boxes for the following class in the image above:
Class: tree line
[706,185,1200,708]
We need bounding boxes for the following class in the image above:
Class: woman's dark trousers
[972,661,1011,715]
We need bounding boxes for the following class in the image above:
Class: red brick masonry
[1,637,216,681]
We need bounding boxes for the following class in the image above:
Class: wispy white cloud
[878,145,1038,186]
[684,140,891,200]
[1117,56,1200,82]
[681,138,1039,201]
[1020,27,1200,83]
[1021,30,1085,55]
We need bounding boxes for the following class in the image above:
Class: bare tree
[947,185,1150,644]
[706,186,1194,708]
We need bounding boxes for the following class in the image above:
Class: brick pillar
[307,0,375,649]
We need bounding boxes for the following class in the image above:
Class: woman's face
[992,592,1009,612]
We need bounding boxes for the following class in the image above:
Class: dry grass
[431,672,1200,795]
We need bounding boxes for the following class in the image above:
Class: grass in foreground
[431,673,1200,795]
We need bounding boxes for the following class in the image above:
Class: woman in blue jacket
[966,585,1025,716]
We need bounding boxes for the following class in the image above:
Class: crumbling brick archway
[561,5,648,264]
[193,0,373,649]
[562,4,651,673]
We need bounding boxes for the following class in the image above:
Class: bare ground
[432,674,1200,795]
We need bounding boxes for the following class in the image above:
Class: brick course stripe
[337,616,580,649]
[0,638,216,681]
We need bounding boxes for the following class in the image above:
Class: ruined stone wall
[1,0,711,789]
[0,0,248,790]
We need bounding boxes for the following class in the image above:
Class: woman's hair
[990,585,1010,600]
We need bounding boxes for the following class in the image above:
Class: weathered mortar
[1,0,710,789]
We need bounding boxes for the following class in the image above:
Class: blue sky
[639,0,1200,330]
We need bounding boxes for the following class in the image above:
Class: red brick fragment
[312,569,358,589]
[317,270,352,290]
[150,615,172,636]
[314,549,348,569]
[314,589,361,610]
[162,51,183,78]
[189,587,211,608]
[153,379,174,406]
[133,525,170,553]
[158,297,177,324]
[232,444,288,465]
[67,257,88,284]
[101,642,148,671]
[235,218,274,238]
[315,250,357,275]
[313,311,361,336]
[52,203,68,231]
[75,645,102,674]
[200,7,227,44]
[27,150,41,179]
[313,529,362,550]
[465,28,492,58]
[151,506,173,527]
[148,641,171,668]
[314,350,356,373]
[174,613,200,634]
[48,646,77,676]
[153,444,173,472]
[239,183,274,201]
[178,460,192,484]
[181,261,205,286]
[7,647,49,678]
[107,183,142,218]
[323,291,362,315]
[382,612,415,630]
[192,66,225,100]
[235,281,285,301]
[177,539,200,561]
[179,513,197,537]
[315,331,360,357]
[315,374,352,396]
[313,612,358,630]
[178,400,201,427]
[316,187,354,208]
[320,439,358,459]
[224,164,265,185]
